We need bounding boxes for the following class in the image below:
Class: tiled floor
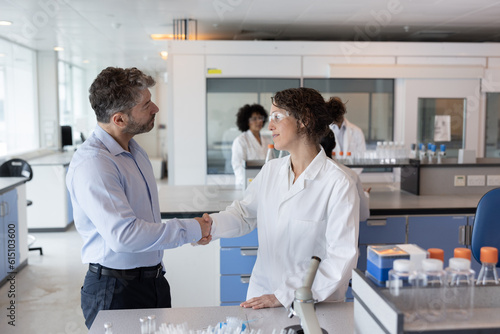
[0,225,88,334]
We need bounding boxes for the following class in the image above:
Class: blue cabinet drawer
[220,229,258,247]
[359,217,406,244]
[220,247,257,275]
[220,275,250,303]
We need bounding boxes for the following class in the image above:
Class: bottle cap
[428,248,444,262]
[422,258,443,271]
[268,144,274,148]
[339,151,344,156]
[104,322,113,329]
[332,151,336,156]
[480,246,498,264]
[454,247,471,260]
[449,257,471,271]
[346,152,352,156]
[393,259,411,272]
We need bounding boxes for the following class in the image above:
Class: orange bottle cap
[332,151,336,156]
[480,247,498,264]
[347,152,352,156]
[428,248,444,262]
[339,151,344,156]
[454,247,471,260]
[268,144,274,148]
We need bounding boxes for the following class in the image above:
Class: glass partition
[0,40,38,156]
[303,79,394,150]
[206,78,300,174]
[485,93,500,158]
[417,98,466,158]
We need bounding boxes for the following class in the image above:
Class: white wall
[166,41,500,185]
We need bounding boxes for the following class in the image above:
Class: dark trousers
[81,268,171,329]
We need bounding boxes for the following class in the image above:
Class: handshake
[194,213,213,245]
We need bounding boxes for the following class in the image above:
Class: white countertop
[89,302,353,333]
[27,150,74,166]
[158,183,482,217]
[0,177,27,193]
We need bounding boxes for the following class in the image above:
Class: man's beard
[123,115,154,135]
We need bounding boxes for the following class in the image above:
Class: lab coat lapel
[278,149,325,205]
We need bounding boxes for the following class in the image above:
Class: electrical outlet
[467,175,485,186]
[454,175,466,187]
[487,175,500,186]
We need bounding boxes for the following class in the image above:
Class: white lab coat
[330,118,366,156]
[211,148,360,308]
[337,163,370,222]
[231,130,273,186]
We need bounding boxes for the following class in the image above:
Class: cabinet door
[0,193,6,281]
[408,215,467,266]
[357,217,406,272]
[1,188,18,280]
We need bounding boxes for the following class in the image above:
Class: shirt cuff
[182,218,202,243]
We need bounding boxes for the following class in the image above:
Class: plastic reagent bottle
[419,258,447,322]
[428,248,445,262]
[454,247,472,261]
[389,259,418,322]
[445,257,475,320]
[476,246,499,285]
[265,144,275,163]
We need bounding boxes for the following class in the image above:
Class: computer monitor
[61,125,73,149]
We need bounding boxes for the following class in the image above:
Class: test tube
[148,315,156,333]
[140,316,148,334]
[104,322,113,334]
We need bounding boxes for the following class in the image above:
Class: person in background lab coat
[321,131,370,222]
[200,88,360,310]
[231,104,273,187]
[329,97,366,168]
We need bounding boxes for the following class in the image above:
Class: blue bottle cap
[431,144,436,152]
[440,144,446,151]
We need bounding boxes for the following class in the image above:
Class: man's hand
[194,213,212,245]
[240,294,282,309]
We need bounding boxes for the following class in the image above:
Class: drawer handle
[240,275,251,284]
[240,248,258,256]
[367,219,387,227]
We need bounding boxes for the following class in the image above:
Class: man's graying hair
[89,67,155,123]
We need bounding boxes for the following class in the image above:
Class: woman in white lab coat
[231,104,273,187]
[202,88,360,310]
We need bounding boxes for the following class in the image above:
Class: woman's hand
[240,294,282,309]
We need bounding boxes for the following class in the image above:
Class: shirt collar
[278,147,327,181]
[94,124,138,156]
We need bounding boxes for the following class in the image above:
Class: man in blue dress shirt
[66,67,212,329]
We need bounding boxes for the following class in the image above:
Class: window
[206,78,300,174]
[303,79,394,149]
[0,40,38,156]
[58,61,91,145]
[485,93,500,158]
[417,98,465,158]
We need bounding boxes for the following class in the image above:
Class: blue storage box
[367,245,410,268]
[366,259,392,282]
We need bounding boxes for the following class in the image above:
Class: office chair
[0,159,43,255]
[471,187,500,267]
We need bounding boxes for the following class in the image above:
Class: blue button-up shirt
[66,125,201,269]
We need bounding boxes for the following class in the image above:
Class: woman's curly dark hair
[235,104,268,132]
[272,87,341,144]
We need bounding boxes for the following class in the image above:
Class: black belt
[89,263,163,279]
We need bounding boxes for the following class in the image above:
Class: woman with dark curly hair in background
[199,88,359,310]
[231,104,273,187]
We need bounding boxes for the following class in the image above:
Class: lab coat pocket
[290,219,327,260]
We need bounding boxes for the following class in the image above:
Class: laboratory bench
[157,183,486,306]
[0,177,29,287]
[89,302,353,333]
[26,150,74,231]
